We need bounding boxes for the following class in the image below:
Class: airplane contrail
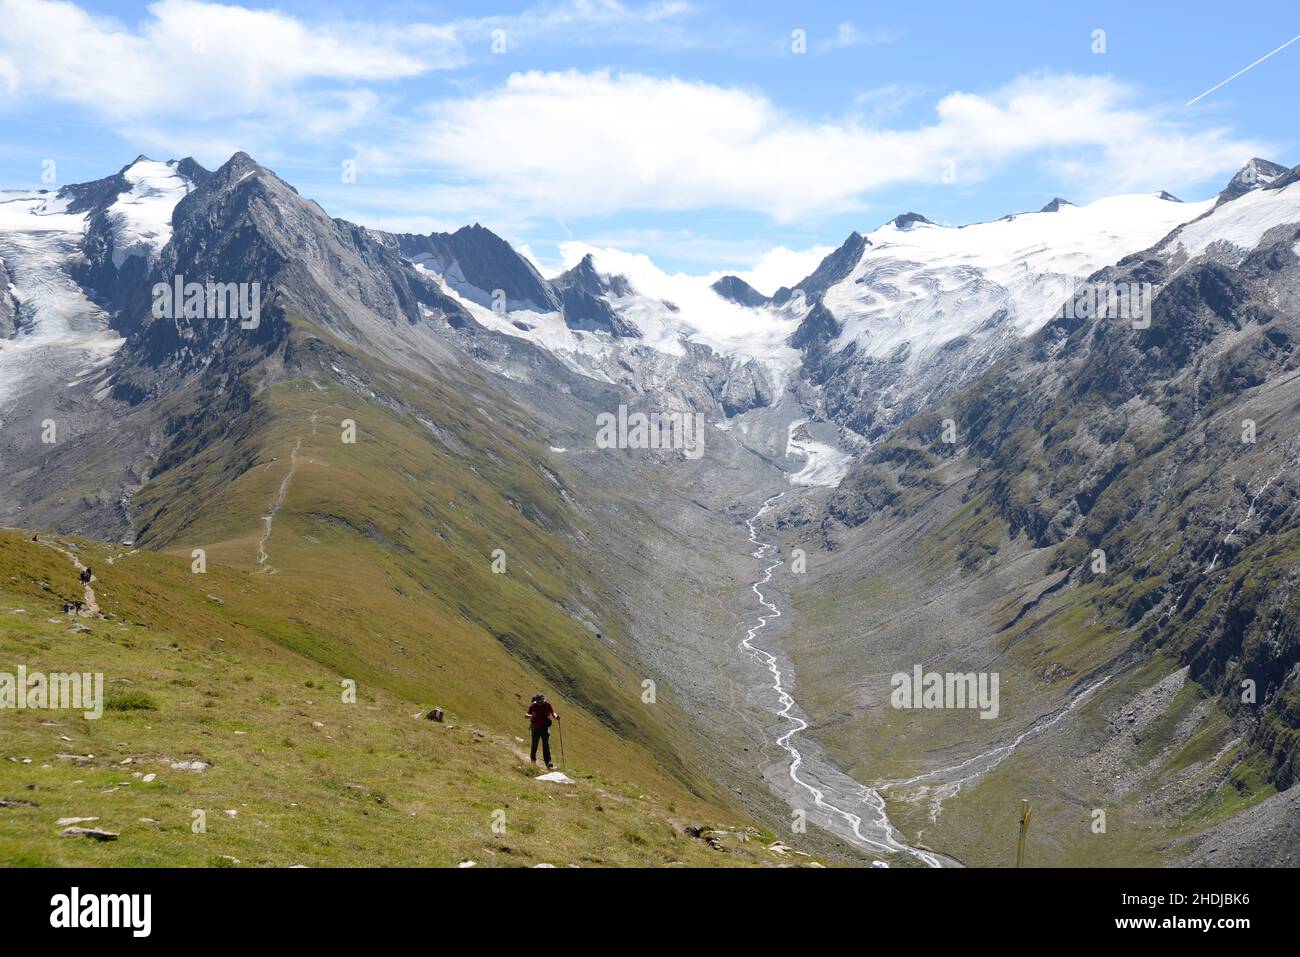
[1187,33,1300,106]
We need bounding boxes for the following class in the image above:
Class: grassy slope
[123,318,728,802]
[0,531,802,867]
[1,315,810,866]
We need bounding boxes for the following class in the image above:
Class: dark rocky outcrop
[710,274,769,308]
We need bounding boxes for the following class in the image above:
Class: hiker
[526,693,559,769]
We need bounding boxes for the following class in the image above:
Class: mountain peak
[1217,157,1290,206]
[1039,197,1074,213]
[890,212,933,230]
[555,252,634,300]
[711,274,769,308]
[395,221,559,312]
[773,230,870,305]
[113,155,162,178]
[209,151,268,184]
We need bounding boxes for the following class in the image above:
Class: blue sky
[1,0,1296,286]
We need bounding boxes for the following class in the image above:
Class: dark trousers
[530,725,552,764]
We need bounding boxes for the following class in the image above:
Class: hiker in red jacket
[526,693,559,769]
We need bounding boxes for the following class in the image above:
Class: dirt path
[255,436,303,575]
[34,538,102,617]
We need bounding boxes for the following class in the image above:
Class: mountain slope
[773,162,1300,864]
[0,531,810,867]
[1,153,805,858]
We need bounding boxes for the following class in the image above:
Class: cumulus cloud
[0,1,1272,236]
[0,0,705,160]
[0,0,451,121]
[374,70,1269,223]
[729,245,837,297]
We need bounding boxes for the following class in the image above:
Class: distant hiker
[526,693,559,769]
[62,601,71,614]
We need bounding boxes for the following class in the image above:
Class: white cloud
[729,245,836,297]
[0,0,709,162]
[0,1,1274,256]
[375,70,1269,224]
[0,0,454,122]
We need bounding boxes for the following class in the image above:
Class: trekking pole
[557,717,566,770]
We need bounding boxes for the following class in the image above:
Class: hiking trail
[256,436,303,575]
[35,538,102,617]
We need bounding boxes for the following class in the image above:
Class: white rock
[535,771,576,784]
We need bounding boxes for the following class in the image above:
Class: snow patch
[107,159,192,268]
[824,193,1213,361]
[1173,180,1300,265]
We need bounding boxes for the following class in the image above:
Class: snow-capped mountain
[812,149,1300,844]
[1173,166,1300,268]
[1216,157,1290,206]
[395,227,803,424]
[392,180,1253,459]
[825,193,1209,356]
[3,152,1297,495]
[784,191,1216,439]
